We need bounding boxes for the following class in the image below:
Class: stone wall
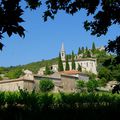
[0,79,34,91]
[61,74,78,92]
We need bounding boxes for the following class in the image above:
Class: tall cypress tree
[81,46,84,53]
[77,64,82,72]
[65,55,70,70]
[72,51,76,70]
[58,53,64,71]
[92,42,96,53]
[44,64,51,75]
[86,46,88,52]
[86,50,91,57]
[78,47,81,55]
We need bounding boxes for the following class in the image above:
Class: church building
[51,43,97,74]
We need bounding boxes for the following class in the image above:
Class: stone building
[0,78,35,91]
[50,43,97,74]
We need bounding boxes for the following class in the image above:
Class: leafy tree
[0,0,41,50]
[65,55,70,71]
[76,80,86,92]
[98,77,107,87]
[88,73,97,80]
[44,65,52,75]
[5,68,23,79]
[67,54,72,59]
[77,64,82,72]
[71,51,76,70]
[87,79,99,92]
[111,64,120,82]
[98,67,112,81]
[0,67,8,74]
[58,53,64,71]
[86,50,91,57]
[39,79,54,92]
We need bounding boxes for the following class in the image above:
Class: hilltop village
[38,43,97,75]
[0,43,116,92]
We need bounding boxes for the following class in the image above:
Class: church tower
[61,43,66,61]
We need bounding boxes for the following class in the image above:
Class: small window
[86,62,88,67]
[51,66,53,70]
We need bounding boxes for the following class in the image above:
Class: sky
[0,2,120,67]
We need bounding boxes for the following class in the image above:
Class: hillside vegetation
[0,58,58,79]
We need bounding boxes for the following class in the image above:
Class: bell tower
[61,43,66,61]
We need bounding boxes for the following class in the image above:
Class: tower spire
[60,42,66,61]
[61,42,65,52]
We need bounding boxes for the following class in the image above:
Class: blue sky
[0,3,120,67]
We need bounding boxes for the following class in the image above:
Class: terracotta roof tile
[60,70,80,75]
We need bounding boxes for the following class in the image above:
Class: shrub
[76,80,86,92]
[0,76,3,80]
[5,68,23,79]
[98,67,112,81]
[98,77,107,87]
[39,79,54,92]
[87,79,99,92]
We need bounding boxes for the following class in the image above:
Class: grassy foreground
[0,90,120,120]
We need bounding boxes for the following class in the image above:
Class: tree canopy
[0,0,120,62]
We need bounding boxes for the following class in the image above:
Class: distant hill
[0,57,58,79]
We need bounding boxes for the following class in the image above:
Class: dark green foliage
[23,58,58,73]
[0,67,8,74]
[0,76,3,80]
[1,92,120,119]
[87,79,99,92]
[86,46,88,52]
[0,0,25,50]
[88,73,97,80]
[44,65,52,75]
[107,36,120,56]
[58,53,64,71]
[98,77,107,87]
[5,68,23,79]
[98,67,112,81]
[98,56,120,83]
[0,92,5,107]
[86,50,91,57]
[0,58,58,77]
[77,64,82,72]
[81,46,84,53]
[25,0,41,10]
[92,42,96,53]
[67,54,72,59]
[78,47,82,55]
[111,64,120,82]
[76,80,86,92]
[65,55,70,70]
[39,79,54,92]
[71,51,76,70]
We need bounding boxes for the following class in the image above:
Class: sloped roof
[60,70,80,75]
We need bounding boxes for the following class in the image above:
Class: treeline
[0,91,119,120]
[0,58,58,79]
